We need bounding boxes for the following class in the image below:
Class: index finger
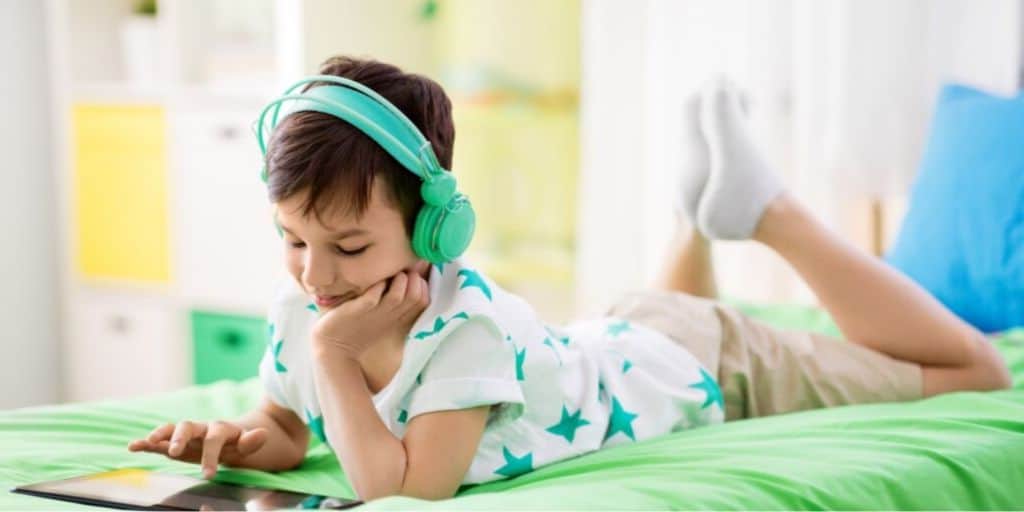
[382,271,408,310]
[200,422,240,479]
[350,279,388,311]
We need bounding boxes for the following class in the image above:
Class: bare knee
[922,338,1012,397]
[969,337,1013,390]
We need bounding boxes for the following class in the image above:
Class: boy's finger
[201,423,238,478]
[147,440,171,452]
[179,438,206,463]
[130,439,167,455]
[235,428,269,456]
[400,271,423,312]
[383,272,408,309]
[147,423,176,444]
[353,280,387,311]
[169,421,206,457]
[154,440,174,456]
[399,274,429,321]
[402,273,418,306]
[413,259,430,274]
[412,271,429,306]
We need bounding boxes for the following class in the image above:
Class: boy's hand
[311,260,431,359]
[127,420,268,478]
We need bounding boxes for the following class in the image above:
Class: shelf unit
[46,0,580,402]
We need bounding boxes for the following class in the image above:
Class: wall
[577,0,1023,313]
[0,0,61,408]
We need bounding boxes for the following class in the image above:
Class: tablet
[10,468,363,510]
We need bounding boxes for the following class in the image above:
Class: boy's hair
[265,56,455,235]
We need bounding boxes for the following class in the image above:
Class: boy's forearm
[312,347,408,500]
[228,409,307,471]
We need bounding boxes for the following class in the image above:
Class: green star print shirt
[259,258,724,485]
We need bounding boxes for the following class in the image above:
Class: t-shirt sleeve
[259,293,292,410]
[405,316,525,423]
[258,344,290,409]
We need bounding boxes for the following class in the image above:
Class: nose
[301,247,339,292]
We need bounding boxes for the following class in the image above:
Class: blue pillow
[885,83,1024,333]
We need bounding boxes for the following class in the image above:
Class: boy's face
[275,179,422,309]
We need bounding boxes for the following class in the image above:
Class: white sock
[697,79,784,240]
[675,92,709,224]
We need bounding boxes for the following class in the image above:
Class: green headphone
[254,74,475,264]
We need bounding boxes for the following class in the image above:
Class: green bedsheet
[3,304,1023,510]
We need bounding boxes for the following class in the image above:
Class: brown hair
[264,56,455,235]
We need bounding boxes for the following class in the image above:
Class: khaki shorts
[606,290,923,421]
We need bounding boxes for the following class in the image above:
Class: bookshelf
[46,0,580,402]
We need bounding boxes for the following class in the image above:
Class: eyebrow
[278,223,368,240]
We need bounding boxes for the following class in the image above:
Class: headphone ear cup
[411,198,476,264]
[435,199,475,262]
[412,205,443,262]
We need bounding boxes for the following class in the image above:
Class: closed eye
[287,242,369,257]
[337,245,369,256]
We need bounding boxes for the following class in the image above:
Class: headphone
[253,74,475,264]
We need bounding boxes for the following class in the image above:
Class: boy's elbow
[349,457,412,503]
[283,449,307,471]
[353,476,456,503]
[384,467,459,502]
[391,487,455,502]
[274,433,309,472]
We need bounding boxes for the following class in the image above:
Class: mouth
[314,294,347,307]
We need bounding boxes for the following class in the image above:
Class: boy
[128,57,1011,502]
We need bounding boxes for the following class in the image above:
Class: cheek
[284,249,304,280]
[384,236,420,270]
[360,243,417,283]
[361,254,404,282]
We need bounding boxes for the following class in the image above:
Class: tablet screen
[12,468,361,510]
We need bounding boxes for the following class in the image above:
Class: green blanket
[3,304,1023,510]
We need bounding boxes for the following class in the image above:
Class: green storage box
[191,310,268,385]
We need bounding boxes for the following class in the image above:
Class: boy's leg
[660,85,718,300]
[693,79,1011,397]
[753,194,1011,396]
[655,218,718,299]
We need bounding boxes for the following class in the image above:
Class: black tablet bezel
[11,486,187,510]
[10,470,364,510]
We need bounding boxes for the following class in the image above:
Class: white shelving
[46,0,443,402]
[47,0,582,402]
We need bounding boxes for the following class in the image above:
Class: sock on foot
[697,79,784,240]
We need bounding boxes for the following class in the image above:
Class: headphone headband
[254,74,445,183]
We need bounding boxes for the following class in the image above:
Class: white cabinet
[170,103,286,316]
[65,288,188,403]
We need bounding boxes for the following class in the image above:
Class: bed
[3,303,1023,510]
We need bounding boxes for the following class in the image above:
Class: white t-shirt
[259,258,723,485]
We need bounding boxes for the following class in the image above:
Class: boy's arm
[312,353,490,501]
[400,405,491,499]
[226,396,311,471]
